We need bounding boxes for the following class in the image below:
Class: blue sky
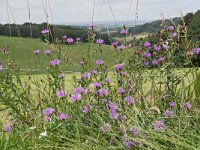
[0,0,200,24]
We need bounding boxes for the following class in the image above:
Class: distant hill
[128,17,181,34]
[0,10,200,44]
[61,20,153,27]
[184,10,200,40]
[127,9,200,37]
[0,23,88,41]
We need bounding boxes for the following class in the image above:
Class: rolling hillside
[0,36,129,72]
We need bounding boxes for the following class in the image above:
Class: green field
[0,36,130,72]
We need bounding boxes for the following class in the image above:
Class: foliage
[0,19,200,150]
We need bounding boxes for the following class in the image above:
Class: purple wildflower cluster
[164,109,174,118]
[56,90,65,98]
[5,23,196,148]
[3,122,16,133]
[119,29,128,35]
[106,101,120,120]
[49,59,61,66]
[124,96,134,105]
[41,29,50,34]
[96,60,104,65]
[62,34,81,44]
[58,113,69,120]
[122,136,142,148]
[43,108,69,122]
[96,39,104,45]
[34,49,51,56]
[153,120,165,131]
[114,64,124,71]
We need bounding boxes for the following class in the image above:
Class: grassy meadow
[0,36,132,72]
[1,24,200,149]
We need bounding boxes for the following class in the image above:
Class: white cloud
[0,0,200,24]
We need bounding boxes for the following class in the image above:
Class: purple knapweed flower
[96,39,104,45]
[58,113,69,120]
[70,93,82,102]
[98,88,108,97]
[152,59,158,65]
[122,137,138,149]
[109,109,119,119]
[34,49,40,55]
[143,52,151,58]
[44,49,51,55]
[154,45,161,51]
[120,71,126,76]
[41,29,49,34]
[183,101,192,110]
[107,102,118,110]
[167,26,174,31]
[93,82,101,88]
[153,120,165,131]
[171,32,177,38]
[158,57,165,62]
[119,29,128,35]
[74,87,84,94]
[130,126,139,135]
[124,96,134,105]
[164,109,174,118]
[82,106,89,113]
[169,101,175,108]
[111,41,119,47]
[3,126,12,132]
[114,64,124,71]
[143,61,149,66]
[56,90,65,98]
[193,48,200,55]
[107,103,118,120]
[162,43,169,50]
[117,45,126,51]
[62,35,67,39]
[144,41,151,47]
[88,23,96,30]
[100,123,111,132]
[91,69,97,75]
[80,60,84,65]
[96,59,104,65]
[43,108,54,116]
[81,72,91,79]
[49,59,61,66]
[76,37,81,42]
[105,78,111,84]
[123,140,135,148]
[67,38,74,43]
[118,87,126,94]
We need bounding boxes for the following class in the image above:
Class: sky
[0,0,200,24]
